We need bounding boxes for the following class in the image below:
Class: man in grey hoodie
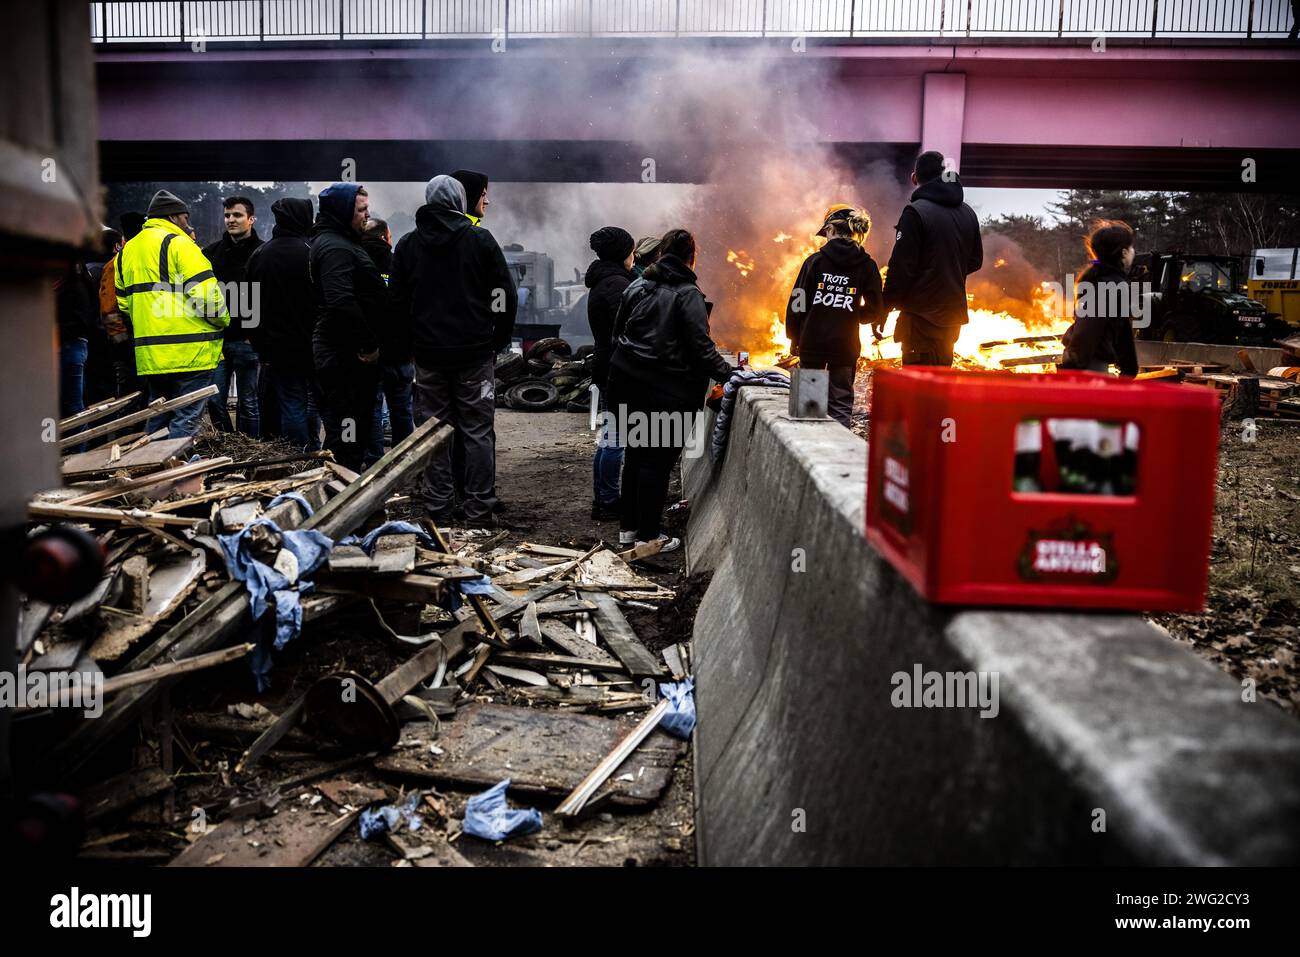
[390,175,517,528]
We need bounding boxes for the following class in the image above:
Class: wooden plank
[315,571,450,606]
[589,593,666,680]
[61,436,194,478]
[57,391,143,432]
[149,468,329,513]
[169,807,361,867]
[89,549,208,662]
[495,649,626,673]
[374,702,683,807]
[485,664,551,687]
[28,502,203,528]
[489,581,568,621]
[518,602,544,647]
[80,766,172,824]
[63,457,233,507]
[59,385,217,450]
[557,698,673,817]
[538,620,622,666]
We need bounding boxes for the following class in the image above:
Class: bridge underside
[96,42,1300,191]
[98,139,1300,191]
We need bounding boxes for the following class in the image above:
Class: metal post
[589,0,594,36]
[849,0,856,37]
[259,0,264,41]
[1151,0,1159,37]
[761,0,767,37]
[421,0,426,38]
[504,0,509,44]
[1057,0,1064,37]
[99,1,107,42]
[1247,0,1255,38]
[966,0,973,37]
[179,0,185,43]
[939,0,945,36]
[340,0,345,39]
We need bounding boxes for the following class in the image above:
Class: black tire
[494,378,508,407]
[494,352,526,382]
[1172,311,1210,344]
[574,344,595,359]
[548,360,587,378]
[505,379,559,411]
[526,357,555,375]
[526,337,572,362]
[550,376,582,388]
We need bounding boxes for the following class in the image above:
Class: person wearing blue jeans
[592,390,623,514]
[270,363,323,451]
[144,368,216,439]
[208,339,261,436]
[365,358,415,465]
[58,338,89,421]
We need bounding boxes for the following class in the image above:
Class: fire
[731,227,1069,370]
[994,257,1007,268]
[726,249,755,278]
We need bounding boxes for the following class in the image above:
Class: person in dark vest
[882,151,983,366]
[1058,220,1139,377]
[785,204,884,428]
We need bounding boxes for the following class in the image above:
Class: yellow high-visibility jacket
[115,217,229,375]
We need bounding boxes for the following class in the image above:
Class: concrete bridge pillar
[921,72,967,171]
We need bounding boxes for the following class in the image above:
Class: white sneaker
[618,530,636,546]
[635,533,680,554]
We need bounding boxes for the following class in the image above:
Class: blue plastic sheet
[462,779,543,841]
[359,792,423,841]
[266,491,314,517]
[218,518,333,691]
[658,679,696,739]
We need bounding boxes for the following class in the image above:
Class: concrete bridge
[94,2,1300,189]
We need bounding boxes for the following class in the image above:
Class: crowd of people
[53,149,1139,550]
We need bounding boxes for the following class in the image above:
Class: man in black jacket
[585,226,636,519]
[882,151,983,366]
[391,174,517,527]
[247,197,321,450]
[204,196,264,434]
[360,218,415,467]
[309,182,386,471]
[786,205,884,427]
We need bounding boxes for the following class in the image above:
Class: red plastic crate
[865,368,1221,612]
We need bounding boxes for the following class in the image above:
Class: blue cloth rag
[658,678,696,739]
[218,517,333,691]
[462,779,543,841]
[359,792,424,841]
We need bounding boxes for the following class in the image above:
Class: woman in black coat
[585,226,636,521]
[606,228,733,552]
[1059,220,1139,377]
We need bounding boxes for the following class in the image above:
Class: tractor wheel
[505,379,559,412]
[1173,311,1211,345]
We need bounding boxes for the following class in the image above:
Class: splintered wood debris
[22,413,690,864]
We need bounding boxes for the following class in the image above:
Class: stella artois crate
[865,367,1220,612]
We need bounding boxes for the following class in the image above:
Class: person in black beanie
[451,170,490,224]
[585,226,635,521]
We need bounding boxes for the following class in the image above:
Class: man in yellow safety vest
[115,189,229,437]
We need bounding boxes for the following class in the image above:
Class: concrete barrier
[684,387,1300,866]
[1135,340,1286,371]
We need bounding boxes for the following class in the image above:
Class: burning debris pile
[18,389,694,864]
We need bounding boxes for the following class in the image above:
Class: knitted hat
[146,189,188,218]
[589,226,634,263]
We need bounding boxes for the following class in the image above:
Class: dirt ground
[849,366,1300,720]
[145,410,701,868]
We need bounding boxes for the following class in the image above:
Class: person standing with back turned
[881,151,983,366]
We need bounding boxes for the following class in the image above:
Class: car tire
[505,379,559,412]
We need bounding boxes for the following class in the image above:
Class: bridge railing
[87,1,1298,43]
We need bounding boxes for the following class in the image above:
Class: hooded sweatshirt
[883,175,983,331]
[785,237,884,366]
[246,197,315,367]
[390,175,517,370]
[309,184,389,368]
[584,258,635,388]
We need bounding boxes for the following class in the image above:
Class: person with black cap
[308,182,387,470]
[114,189,229,438]
[785,204,884,428]
[391,174,517,528]
[451,170,490,224]
[247,197,322,450]
[882,150,983,366]
[585,226,636,520]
